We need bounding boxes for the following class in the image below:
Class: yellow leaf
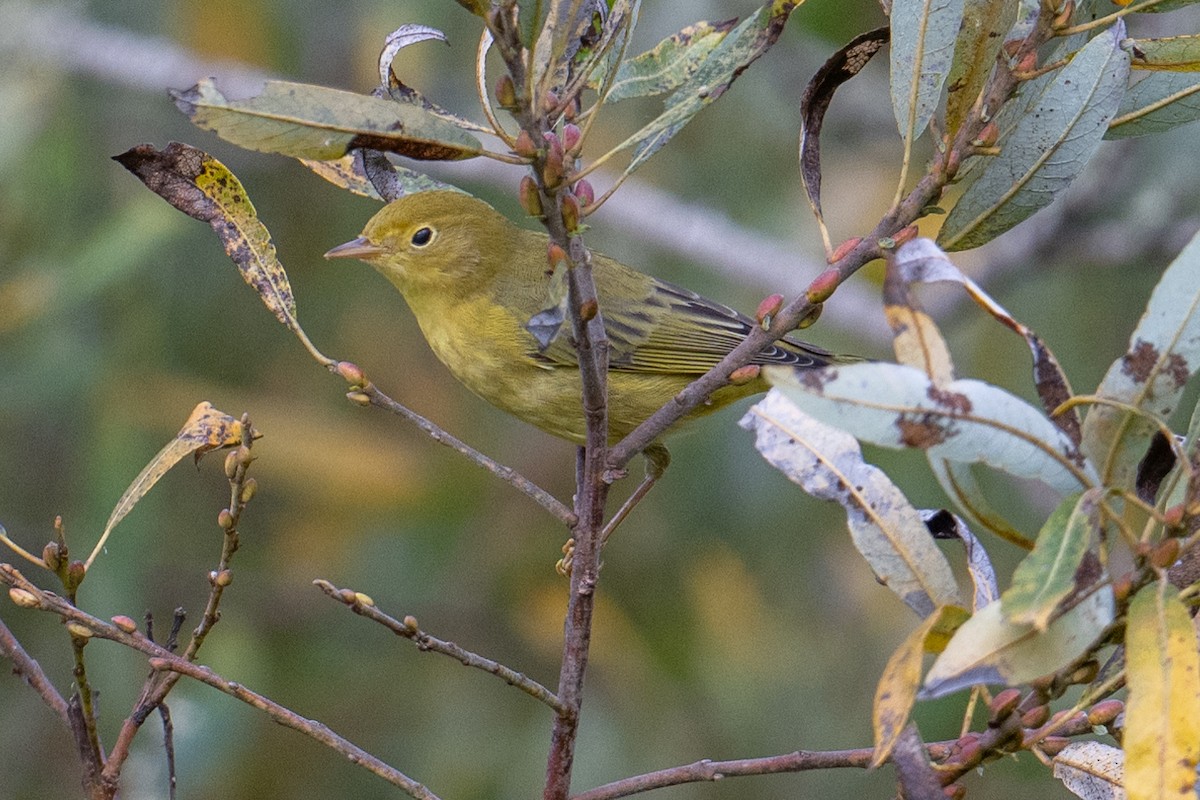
[85,403,253,568]
[1124,578,1200,800]
[872,605,970,767]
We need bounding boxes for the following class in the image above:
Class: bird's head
[324,190,508,294]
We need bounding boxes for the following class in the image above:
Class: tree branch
[314,579,565,713]
[0,615,70,724]
[0,564,438,800]
[360,381,577,527]
[149,656,440,800]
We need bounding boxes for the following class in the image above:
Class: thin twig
[103,417,257,783]
[149,656,440,800]
[0,615,70,724]
[571,747,879,800]
[608,3,1061,473]
[314,579,565,713]
[0,565,438,800]
[486,7,613,799]
[361,383,577,527]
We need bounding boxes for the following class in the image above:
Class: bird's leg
[601,442,670,545]
[557,443,670,575]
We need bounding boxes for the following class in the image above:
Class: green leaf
[921,586,1113,697]
[603,0,798,179]
[1126,34,1200,72]
[800,27,890,238]
[741,391,963,617]
[1081,227,1200,489]
[1106,71,1200,139]
[944,0,1019,136]
[171,78,482,162]
[1000,490,1100,630]
[603,19,735,102]
[938,22,1130,251]
[1124,579,1200,800]
[765,362,1096,496]
[890,0,967,141]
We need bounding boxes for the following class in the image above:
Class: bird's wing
[533,277,836,374]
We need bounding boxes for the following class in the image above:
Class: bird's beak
[324,237,386,261]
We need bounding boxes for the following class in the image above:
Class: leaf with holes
[1082,227,1200,489]
[766,362,1096,496]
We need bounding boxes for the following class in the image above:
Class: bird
[325,189,851,538]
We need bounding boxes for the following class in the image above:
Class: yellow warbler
[325,190,850,457]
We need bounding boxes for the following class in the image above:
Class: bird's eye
[411,227,434,247]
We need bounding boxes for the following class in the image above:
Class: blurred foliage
[1,1,1198,799]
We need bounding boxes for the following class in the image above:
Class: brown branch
[148,656,439,800]
[104,417,257,783]
[608,2,1063,473]
[573,705,1108,800]
[890,724,942,800]
[0,564,438,800]
[485,6,614,800]
[360,382,577,527]
[314,579,565,713]
[571,747,879,800]
[0,614,70,725]
[68,695,116,800]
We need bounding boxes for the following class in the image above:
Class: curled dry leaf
[799,27,889,241]
[87,403,254,569]
[114,142,332,364]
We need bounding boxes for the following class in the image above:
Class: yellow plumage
[325,190,848,446]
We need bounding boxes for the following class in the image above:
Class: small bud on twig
[494,75,517,109]
[561,193,582,233]
[562,123,582,154]
[519,176,543,217]
[728,365,761,385]
[8,587,38,608]
[756,294,784,330]
[512,130,538,159]
[573,179,595,208]
[806,268,840,304]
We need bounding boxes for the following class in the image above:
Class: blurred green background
[2,1,1198,798]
